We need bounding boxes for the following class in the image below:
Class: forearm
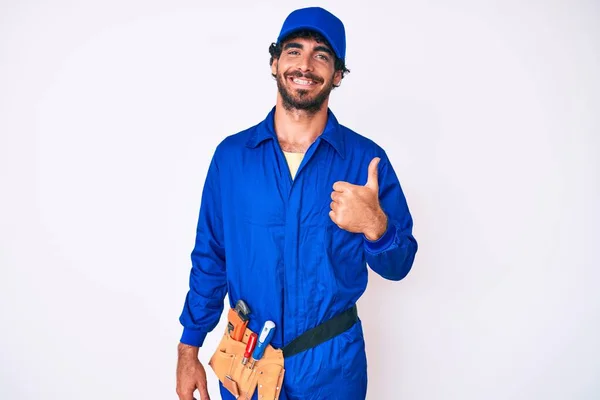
[178,342,199,359]
[363,208,388,241]
[179,246,227,346]
[363,152,418,281]
[364,218,418,281]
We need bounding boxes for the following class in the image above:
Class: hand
[176,343,211,400]
[329,157,388,240]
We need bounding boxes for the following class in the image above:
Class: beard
[276,69,334,114]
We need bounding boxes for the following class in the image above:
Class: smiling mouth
[288,76,319,86]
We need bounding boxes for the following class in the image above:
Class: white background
[1,0,598,399]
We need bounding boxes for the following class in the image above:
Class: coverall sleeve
[363,152,418,281]
[179,151,227,347]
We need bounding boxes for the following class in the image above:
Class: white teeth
[293,78,313,85]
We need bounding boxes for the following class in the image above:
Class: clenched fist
[329,157,388,240]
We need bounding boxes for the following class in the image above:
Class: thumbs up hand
[329,157,388,240]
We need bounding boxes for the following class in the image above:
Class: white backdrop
[1,1,598,399]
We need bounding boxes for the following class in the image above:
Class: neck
[273,95,329,152]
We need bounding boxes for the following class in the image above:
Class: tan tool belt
[209,326,285,400]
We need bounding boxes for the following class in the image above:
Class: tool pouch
[208,325,285,400]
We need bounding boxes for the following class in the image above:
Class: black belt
[281,305,359,358]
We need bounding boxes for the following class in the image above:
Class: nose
[296,53,314,72]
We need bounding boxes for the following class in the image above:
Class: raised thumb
[365,157,380,189]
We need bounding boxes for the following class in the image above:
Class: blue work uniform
[179,106,418,400]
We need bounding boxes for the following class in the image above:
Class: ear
[271,58,278,77]
[333,70,343,86]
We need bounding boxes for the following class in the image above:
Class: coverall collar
[246,106,346,159]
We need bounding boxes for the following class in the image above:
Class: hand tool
[228,299,252,341]
[242,332,258,365]
[235,299,251,320]
[249,320,276,369]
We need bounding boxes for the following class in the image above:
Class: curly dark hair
[268,29,350,85]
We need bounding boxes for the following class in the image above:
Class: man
[176,6,418,400]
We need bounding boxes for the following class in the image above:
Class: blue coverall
[179,107,418,399]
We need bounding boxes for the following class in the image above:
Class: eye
[287,50,300,56]
[316,54,330,61]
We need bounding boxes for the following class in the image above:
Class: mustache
[285,70,324,83]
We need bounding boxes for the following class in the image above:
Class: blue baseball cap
[277,7,346,61]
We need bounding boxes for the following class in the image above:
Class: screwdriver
[242,332,258,365]
[249,320,276,369]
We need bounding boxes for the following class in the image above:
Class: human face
[272,37,342,113]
